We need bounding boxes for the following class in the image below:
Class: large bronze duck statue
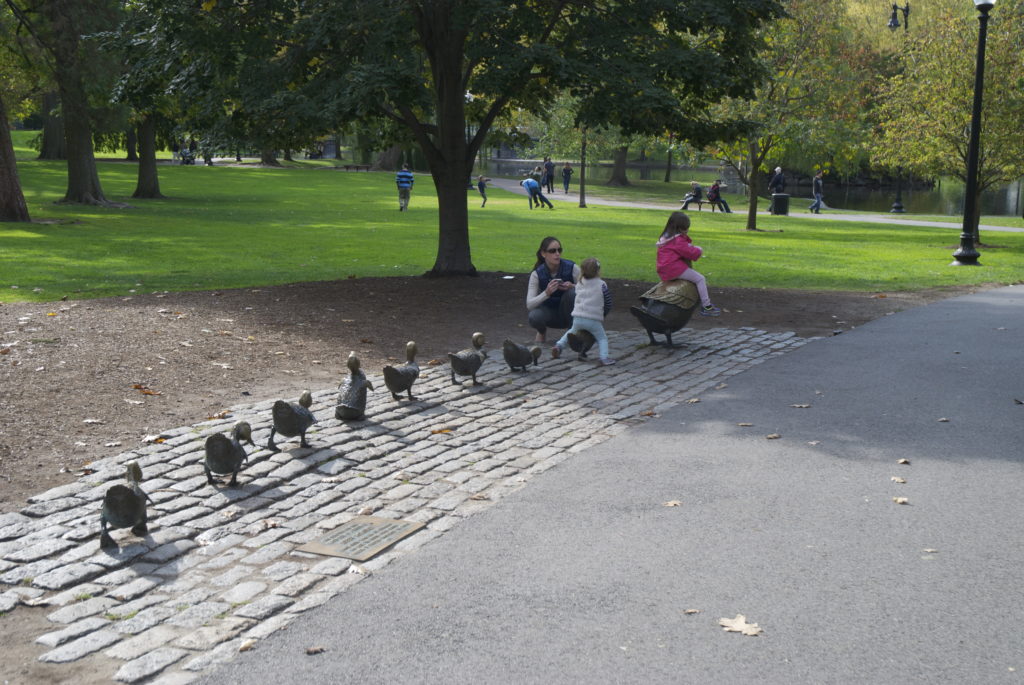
[267,390,317,452]
[99,461,153,549]
[382,341,420,401]
[502,339,541,371]
[204,421,254,487]
[629,279,699,348]
[336,352,374,420]
[448,332,487,385]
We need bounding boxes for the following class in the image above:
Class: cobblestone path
[0,327,808,683]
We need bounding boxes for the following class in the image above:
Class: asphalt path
[204,286,1024,684]
[488,177,1024,233]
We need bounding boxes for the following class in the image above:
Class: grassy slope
[3,131,1022,303]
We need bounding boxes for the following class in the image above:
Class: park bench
[342,164,371,172]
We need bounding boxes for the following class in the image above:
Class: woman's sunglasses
[545,247,563,254]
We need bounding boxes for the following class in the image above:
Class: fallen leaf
[470,493,489,501]
[891,476,907,484]
[714,383,728,390]
[663,500,682,507]
[923,548,939,554]
[719,614,762,636]
[641,410,658,417]
[790,404,811,409]
[683,609,701,615]
[431,428,453,434]
[766,433,781,440]
[305,646,326,655]
[207,410,231,420]
[427,358,444,366]
[937,417,950,423]
[737,422,753,427]
[873,293,888,299]
[892,497,909,505]
[897,458,910,465]
[359,338,373,344]
[0,349,9,355]
[686,398,701,404]
[238,639,257,652]
[46,312,57,316]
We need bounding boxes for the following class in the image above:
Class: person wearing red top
[655,212,721,317]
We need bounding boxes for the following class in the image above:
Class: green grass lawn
[3,136,1022,304]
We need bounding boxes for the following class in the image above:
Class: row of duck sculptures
[98,331,598,548]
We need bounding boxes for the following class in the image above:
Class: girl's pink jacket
[656,234,703,281]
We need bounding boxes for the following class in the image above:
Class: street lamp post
[952,0,995,266]
[888,3,910,31]
[887,4,909,213]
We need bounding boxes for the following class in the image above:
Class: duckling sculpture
[502,339,541,372]
[267,390,317,452]
[448,332,487,385]
[99,461,153,549]
[567,330,596,360]
[382,341,420,401]
[336,352,374,420]
[204,421,253,487]
[630,280,699,348]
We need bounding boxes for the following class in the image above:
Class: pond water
[478,159,1023,217]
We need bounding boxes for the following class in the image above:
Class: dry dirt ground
[0,274,985,512]
[0,274,992,684]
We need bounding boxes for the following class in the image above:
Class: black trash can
[771,193,790,215]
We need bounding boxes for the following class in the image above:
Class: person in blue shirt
[521,177,554,209]
[395,164,414,211]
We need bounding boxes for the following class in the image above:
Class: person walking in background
[396,163,414,211]
[656,212,721,317]
[543,157,556,194]
[767,166,785,213]
[561,162,574,193]
[809,170,824,214]
[707,179,732,213]
[550,257,616,366]
[477,175,491,208]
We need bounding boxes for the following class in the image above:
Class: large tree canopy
[155,0,783,275]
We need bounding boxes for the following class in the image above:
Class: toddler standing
[551,257,615,365]
[656,212,721,316]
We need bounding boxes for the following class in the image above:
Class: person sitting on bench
[681,182,703,210]
[706,179,732,213]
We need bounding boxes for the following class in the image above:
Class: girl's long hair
[659,212,691,241]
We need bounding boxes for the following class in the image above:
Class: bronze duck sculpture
[336,352,374,420]
[567,330,596,360]
[267,390,317,452]
[382,341,420,401]
[502,339,541,371]
[204,421,253,487]
[448,332,487,385]
[99,461,153,549]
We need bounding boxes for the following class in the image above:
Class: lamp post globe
[952,0,996,266]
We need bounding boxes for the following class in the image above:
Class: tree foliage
[873,0,1024,238]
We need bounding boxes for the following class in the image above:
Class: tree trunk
[45,1,108,205]
[606,145,630,186]
[132,114,163,199]
[38,91,66,160]
[0,93,31,222]
[283,148,293,162]
[427,164,477,276]
[578,127,588,209]
[664,134,673,183]
[260,149,279,166]
[744,140,760,231]
[125,127,138,161]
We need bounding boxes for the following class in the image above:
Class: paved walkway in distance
[0,326,807,683]
[489,177,1024,233]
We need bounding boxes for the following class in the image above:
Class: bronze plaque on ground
[298,516,426,561]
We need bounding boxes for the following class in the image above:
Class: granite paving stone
[38,629,122,663]
[105,624,184,660]
[35,616,110,648]
[113,646,188,683]
[46,595,120,624]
